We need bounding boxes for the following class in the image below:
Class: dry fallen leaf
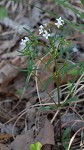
[0,63,19,90]
[62,112,84,133]
[34,118,55,147]
[0,40,17,54]
[10,130,34,150]
[0,143,10,150]
[0,134,12,144]
[30,3,41,27]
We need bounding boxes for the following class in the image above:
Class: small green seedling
[62,128,71,150]
[30,142,42,150]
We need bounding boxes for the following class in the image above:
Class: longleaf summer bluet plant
[18,16,82,148]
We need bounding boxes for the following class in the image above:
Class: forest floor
[0,0,84,150]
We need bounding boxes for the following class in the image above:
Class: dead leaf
[0,60,5,69]
[0,40,17,53]
[62,112,84,133]
[78,53,84,62]
[61,4,76,23]
[42,144,51,150]
[34,118,55,146]
[10,130,34,150]
[0,63,19,89]
[2,51,19,59]
[30,3,41,27]
[0,17,30,35]
[0,143,10,150]
[0,134,12,144]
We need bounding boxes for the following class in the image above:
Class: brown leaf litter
[0,0,84,149]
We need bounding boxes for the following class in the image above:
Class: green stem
[53,47,62,144]
[54,57,60,107]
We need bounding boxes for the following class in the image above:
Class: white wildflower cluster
[55,17,64,28]
[21,37,29,46]
[39,24,50,39]
[39,17,64,39]
[20,17,64,45]
[39,25,44,35]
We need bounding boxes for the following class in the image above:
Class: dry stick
[12,109,28,139]
[72,73,84,108]
[68,127,84,150]
[63,82,78,104]
[11,86,25,112]
[50,110,59,124]
[35,71,41,104]
[62,120,84,130]
[68,2,84,13]
[74,85,84,95]
[3,108,27,126]
[33,71,53,100]
[73,84,84,111]
[31,102,61,108]
[73,73,84,95]
[80,130,84,149]
[35,52,58,107]
[62,79,83,109]
[69,106,83,120]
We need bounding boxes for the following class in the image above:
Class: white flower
[55,17,64,28]
[43,30,50,39]
[39,25,44,34]
[43,23,47,27]
[39,24,50,39]
[21,37,29,46]
[72,47,78,52]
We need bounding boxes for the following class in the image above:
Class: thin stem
[51,39,62,144]
[49,37,61,106]
[53,52,62,143]
[54,56,60,107]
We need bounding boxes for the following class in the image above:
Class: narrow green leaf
[42,76,54,91]
[63,64,77,73]
[54,0,84,19]
[81,0,84,6]
[23,27,37,40]
[62,128,71,141]
[28,4,84,33]
[43,57,53,71]
[63,143,69,150]
[62,96,77,106]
